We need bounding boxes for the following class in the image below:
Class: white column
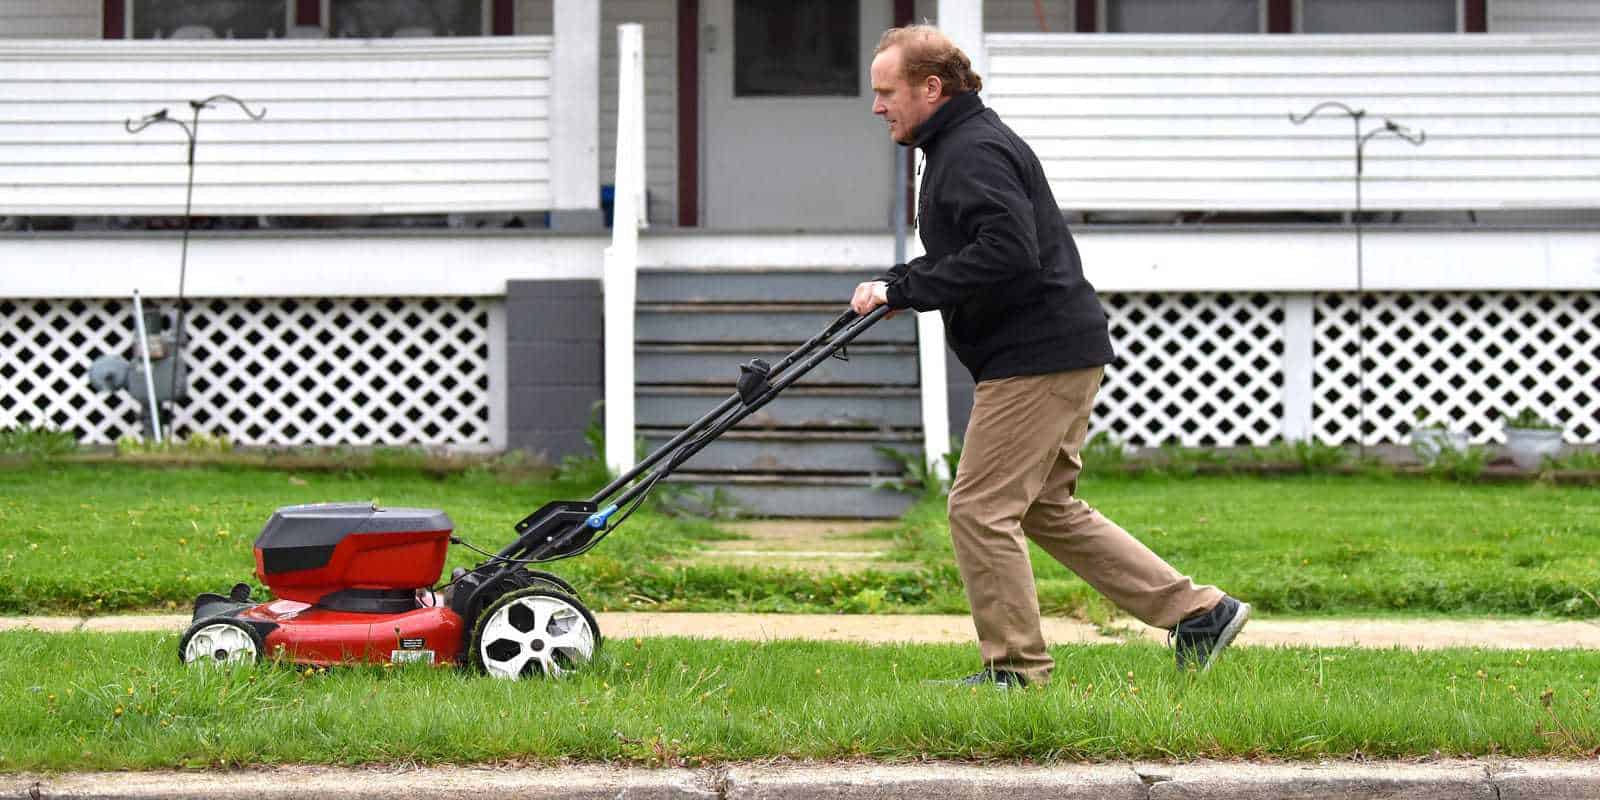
[908,152,951,482]
[1282,293,1316,441]
[920,2,981,481]
[937,0,986,85]
[603,23,645,476]
[550,0,601,227]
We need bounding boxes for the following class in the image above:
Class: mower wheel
[471,588,600,680]
[517,569,580,598]
[179,617,263,666]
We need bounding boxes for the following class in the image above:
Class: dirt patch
[688,519,911,573]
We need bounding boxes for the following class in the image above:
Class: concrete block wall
[505,279,604,461]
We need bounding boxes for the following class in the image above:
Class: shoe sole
[1200,601,1251,673]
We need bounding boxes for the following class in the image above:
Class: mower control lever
[736,358,773,406]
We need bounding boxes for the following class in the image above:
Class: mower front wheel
[179,617,263,667]
[471,588,601,680]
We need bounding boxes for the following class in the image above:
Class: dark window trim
[678,0,699,226]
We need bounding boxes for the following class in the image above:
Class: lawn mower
[178,306,889,679]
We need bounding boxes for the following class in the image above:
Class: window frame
[1097,0,1268,33]
[122,0,293,40]
[1292,0,1464,34]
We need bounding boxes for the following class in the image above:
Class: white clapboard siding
[0,0,97,38]
[0,37,553,215]
[985,34,1600,211]
[517,0,678,224]
[600,0,677,226]
[1490,0,1600,32]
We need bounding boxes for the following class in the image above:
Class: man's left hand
[851,281,892,317]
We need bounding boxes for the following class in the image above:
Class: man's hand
[851,281,893,317]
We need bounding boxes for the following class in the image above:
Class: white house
[3,0,1598,515]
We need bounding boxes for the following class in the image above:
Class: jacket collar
[910,91,986,149]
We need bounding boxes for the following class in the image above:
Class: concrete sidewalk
[6,760,1599,799]
[4,611,1598,650]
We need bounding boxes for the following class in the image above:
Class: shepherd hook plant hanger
[124,94,267,429]
[1289,101,1424,455]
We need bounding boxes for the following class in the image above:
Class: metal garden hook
[123,95,268,434]
[1290,102,1426,453]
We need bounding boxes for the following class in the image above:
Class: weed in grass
[1082,432,1128,470]
[115,431,233,457]
[0,424,77,460]
[1547,450,1600,472]
[874,437,963,496]
[1154,441,1234,478]
[1246,439,1350,472]
[1423,445,1493,483]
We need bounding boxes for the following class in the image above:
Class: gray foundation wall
[505,279,604,462]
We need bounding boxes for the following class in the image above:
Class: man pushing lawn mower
[852,25,1249,687]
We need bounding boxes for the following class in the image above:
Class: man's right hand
[851,281,895,318]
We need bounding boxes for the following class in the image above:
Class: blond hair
[875,24,983,96]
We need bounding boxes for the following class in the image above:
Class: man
[851,25,1248,687]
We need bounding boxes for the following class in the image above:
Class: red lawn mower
[178,307,887,679]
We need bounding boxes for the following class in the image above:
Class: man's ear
[923,74,944,103]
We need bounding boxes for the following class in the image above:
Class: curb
[6,760,1599,799]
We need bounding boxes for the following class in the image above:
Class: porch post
[912,0,987,482]
[550,0,602,230]
[938,0,986,85]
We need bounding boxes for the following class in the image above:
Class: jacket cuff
[884,281,910,310]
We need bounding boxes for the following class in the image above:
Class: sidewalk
[5,611,1598,649]
[6,760,1598,799]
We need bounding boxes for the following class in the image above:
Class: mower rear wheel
[179,618,262,666]
[471,588,600,680]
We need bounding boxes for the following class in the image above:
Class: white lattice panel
[1095,292,1286,447]
[1313,292,1598,446]
[1,297,495,447]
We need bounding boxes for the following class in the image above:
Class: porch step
[637,303,917,344]
[640,429,918,474]
[634,268,924,519]
[667,473,917,520]
[638,269,877,304]
[636,386,920,431]
[636,344,919,386]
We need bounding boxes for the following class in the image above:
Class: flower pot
[1503,426,1564,471]
[1410,427,1467,464]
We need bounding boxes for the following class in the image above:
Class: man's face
[871,46,936,145]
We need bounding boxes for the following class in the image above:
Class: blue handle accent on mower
[585,504,619,529]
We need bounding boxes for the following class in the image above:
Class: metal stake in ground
[124,95,267,435]
[1288,102,1424,456]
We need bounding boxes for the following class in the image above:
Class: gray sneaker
[1171,595,1251,673]
[926,669,1029,689]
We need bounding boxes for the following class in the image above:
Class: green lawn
[1,630,1595,771]
[1,463,1597,619]
[889,473,1600,620]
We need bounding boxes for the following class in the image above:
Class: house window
[735,0,859,97]
[1300,0,1456,33]
[1105,0,1261,33]
[331,0,485,38]
[131,0,288,39]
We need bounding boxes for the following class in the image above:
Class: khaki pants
[948,367,1223,685]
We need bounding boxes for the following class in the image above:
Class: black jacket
[881,91,1115,382]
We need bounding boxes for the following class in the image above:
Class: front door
[700,0,894,229]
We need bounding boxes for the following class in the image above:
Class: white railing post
[603,23,645,476]
[908,150,952,482]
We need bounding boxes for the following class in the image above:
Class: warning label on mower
[391,650,436,664]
